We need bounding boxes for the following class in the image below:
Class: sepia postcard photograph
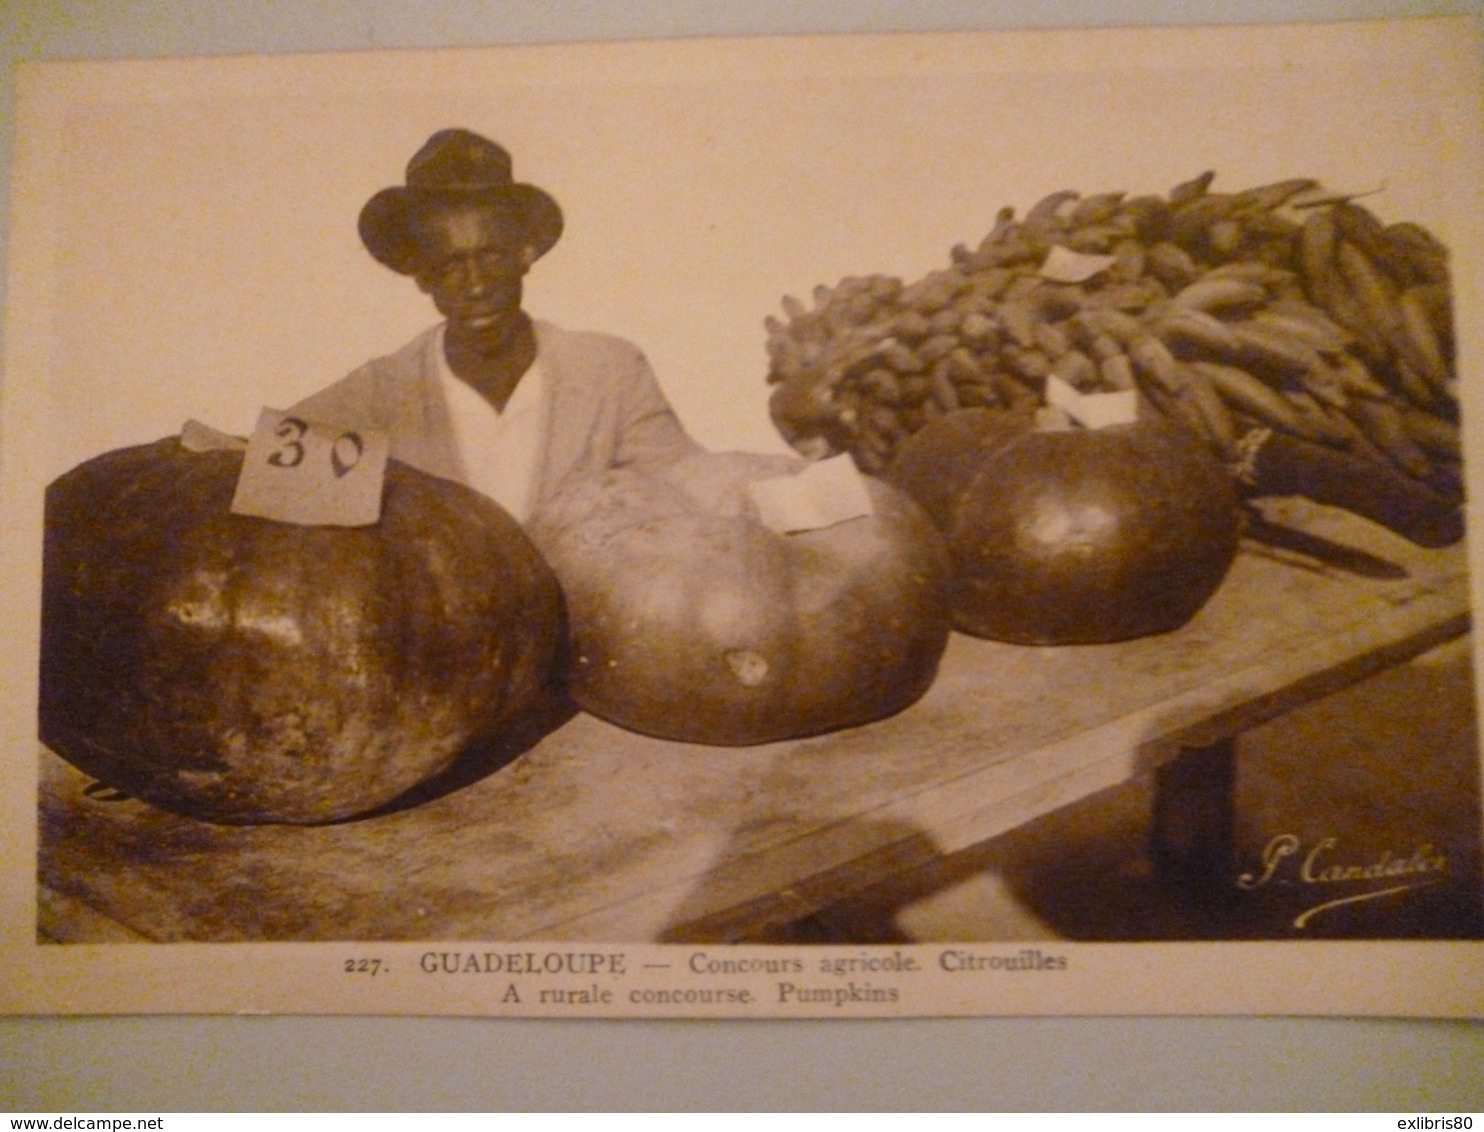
[2,16,1482,1020]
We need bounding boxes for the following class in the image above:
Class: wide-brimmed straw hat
[358,129,564,275]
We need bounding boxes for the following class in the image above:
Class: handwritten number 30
[267,417,363,478]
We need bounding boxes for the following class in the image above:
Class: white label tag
[1038,244,1117,284]
[230,408,389,527]
[1045,374,1139,430]
[179,418,248,453]
[747,453,875,534]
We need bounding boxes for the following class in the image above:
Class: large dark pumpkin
[526,450,952,745]
[40,437,565,824]
[887,407,1243,645]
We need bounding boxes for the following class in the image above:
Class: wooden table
[37,497,1474,943]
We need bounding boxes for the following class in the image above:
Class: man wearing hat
[290,128,701,522]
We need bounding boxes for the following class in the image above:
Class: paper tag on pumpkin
[747,453,874,534]
[230,408,389,527]
[1045,373,1139,430]
[180,418,248,452]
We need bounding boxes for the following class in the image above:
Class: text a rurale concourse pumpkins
[40,436,566,825]
[526,450,953,746]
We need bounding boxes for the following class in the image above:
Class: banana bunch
[764,173,1461,507]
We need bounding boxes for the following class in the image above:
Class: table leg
[1151,737,1237,902]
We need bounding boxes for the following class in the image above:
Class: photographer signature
[1237,833,1448,928]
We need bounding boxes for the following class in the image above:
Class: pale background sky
[9,21,1470,478]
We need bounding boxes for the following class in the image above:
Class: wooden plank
[36,498,1474,943]
[36,885,152,944]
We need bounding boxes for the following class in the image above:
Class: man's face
[410,199,536,347]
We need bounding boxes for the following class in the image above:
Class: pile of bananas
[764,173,1460,506]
